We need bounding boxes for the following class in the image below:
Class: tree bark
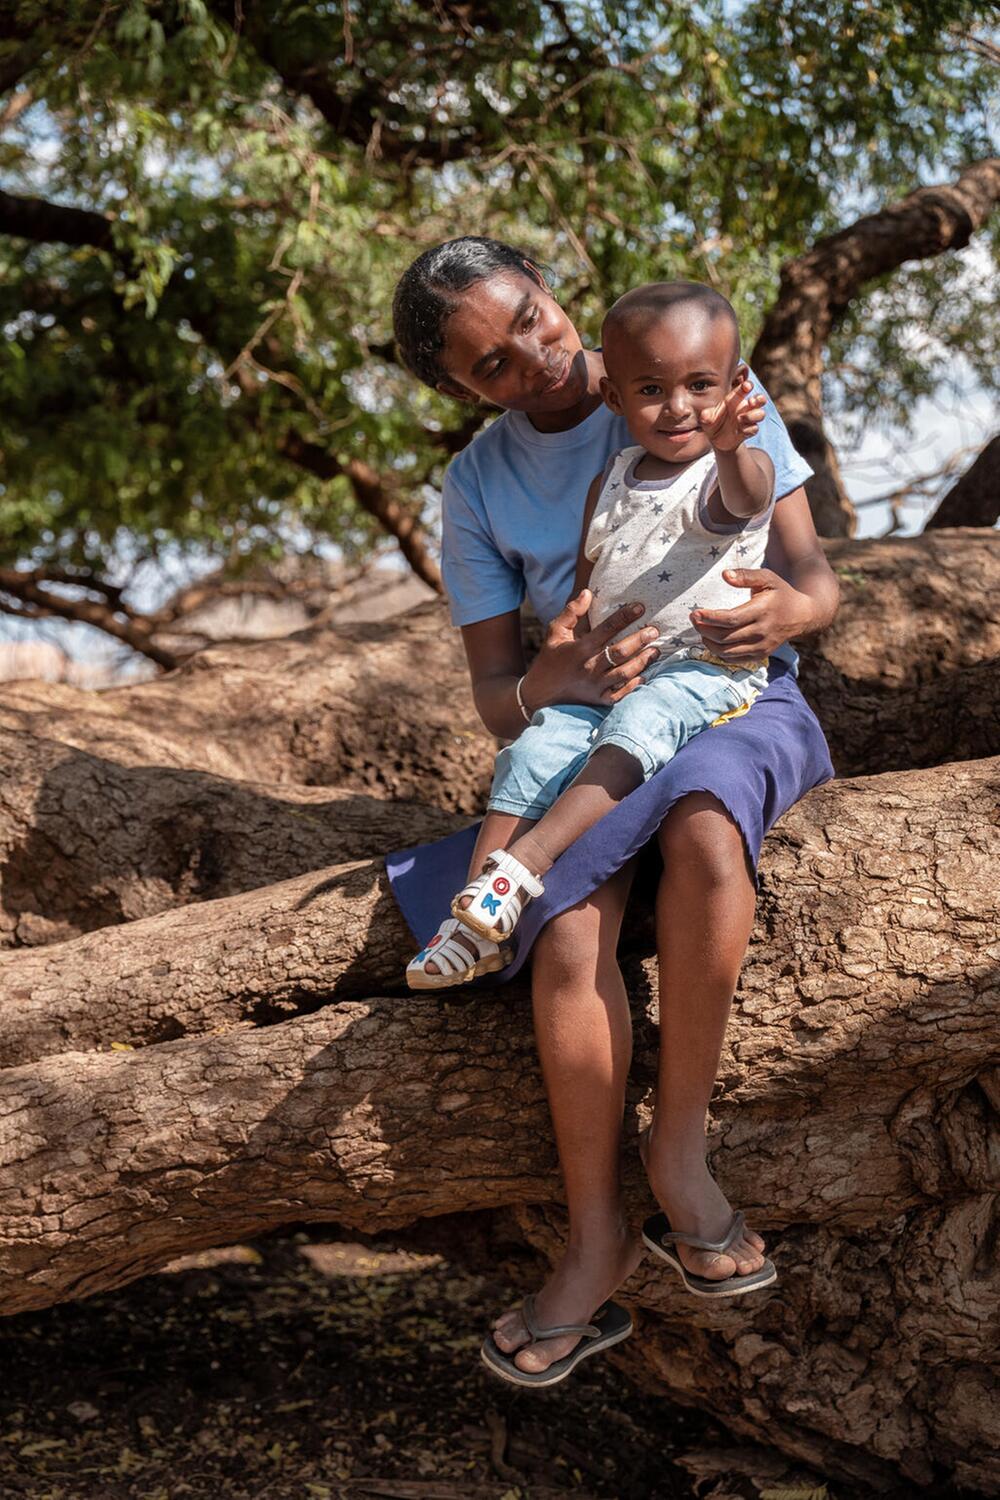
[796,530,1000,776]
[0,600,497,813]
[752,158,1000,537]
[924,433,1000,530]
[0,756,996,1493]
[0,728,463,947]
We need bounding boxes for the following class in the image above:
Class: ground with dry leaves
[0,1234,980,1500]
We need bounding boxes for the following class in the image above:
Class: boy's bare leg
[491,859,641,1374]
[646,793,766,1279]
[507,745,643,877]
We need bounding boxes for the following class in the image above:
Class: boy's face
[601,309,746,465]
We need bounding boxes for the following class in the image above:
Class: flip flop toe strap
[521,1293,601,1343]
[661,1210,746,1255]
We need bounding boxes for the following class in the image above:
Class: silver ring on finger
[603,644,616,668]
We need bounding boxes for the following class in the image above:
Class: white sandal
[451,848,545,944]
[406,916,511,991]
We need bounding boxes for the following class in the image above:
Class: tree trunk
[796,530,1000,777]
[0,600,498,813]
[752,158,1000,537]
[0,756,996,1492]
[0,729,463,947]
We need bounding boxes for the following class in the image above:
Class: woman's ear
[600,375,623,415]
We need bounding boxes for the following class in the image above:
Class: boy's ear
[731,360,750,390]
[600,374,623,414]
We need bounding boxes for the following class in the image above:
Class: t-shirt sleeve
[440,465,525,627]
[743,366,813,500]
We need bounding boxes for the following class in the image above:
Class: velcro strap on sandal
[484,847,545,900]
[661,1210,745,1255]
[521,1293,600,1342]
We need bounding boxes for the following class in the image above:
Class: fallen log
[0,758,996,1493]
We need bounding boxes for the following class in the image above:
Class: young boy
[407,281,774,987]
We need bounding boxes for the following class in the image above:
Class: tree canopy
[0,0,997,658]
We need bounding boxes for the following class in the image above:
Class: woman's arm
[689,487,840,663]
[462,600,660,739]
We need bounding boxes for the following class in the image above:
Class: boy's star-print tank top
[584,445,773,663]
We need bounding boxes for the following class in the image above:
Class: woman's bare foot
[639,1127,765,1281]
[490,1222,640,1375]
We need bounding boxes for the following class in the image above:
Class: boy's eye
[690,380,712,392]
[638,384,662,397]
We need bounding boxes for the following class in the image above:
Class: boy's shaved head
[602,282,740,374]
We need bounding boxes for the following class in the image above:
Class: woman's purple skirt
[386,660,833,982]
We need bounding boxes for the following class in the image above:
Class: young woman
[388,238,837,1386]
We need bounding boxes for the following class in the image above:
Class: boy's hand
[700,380,766,452]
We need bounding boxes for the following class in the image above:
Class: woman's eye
[486,360,505,380]
[522,308,538,332]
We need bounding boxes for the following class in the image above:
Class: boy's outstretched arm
[701,377,774,522]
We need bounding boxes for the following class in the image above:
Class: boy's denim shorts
[487,657,768,820]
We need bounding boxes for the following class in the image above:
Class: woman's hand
[689,568,815,663]
[522,590,660,710]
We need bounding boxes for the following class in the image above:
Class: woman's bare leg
[492,859,642,1374]
[645,793,765,1280]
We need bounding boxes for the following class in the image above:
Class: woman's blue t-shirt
[441,374,812,662]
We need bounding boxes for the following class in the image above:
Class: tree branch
[0,188,114,247]
[208,0,486,166]
[277,432,442,592]
[752,157,1000,537]
[924,432,1000,530]
[0,188,443,600]
[0,568,179,669]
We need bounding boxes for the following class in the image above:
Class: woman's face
[437,270,591,415]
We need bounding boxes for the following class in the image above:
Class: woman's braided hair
[392,236,541,390]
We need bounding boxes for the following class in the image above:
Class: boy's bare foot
[490,1223,640,1375]
[639,1127,765,1280]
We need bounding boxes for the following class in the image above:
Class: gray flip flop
[480,1293,633,1388]
[642,1210,777,1297]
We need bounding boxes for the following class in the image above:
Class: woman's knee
[532,867,632,981]
[532,898,604,980]
[657,792,751,891]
